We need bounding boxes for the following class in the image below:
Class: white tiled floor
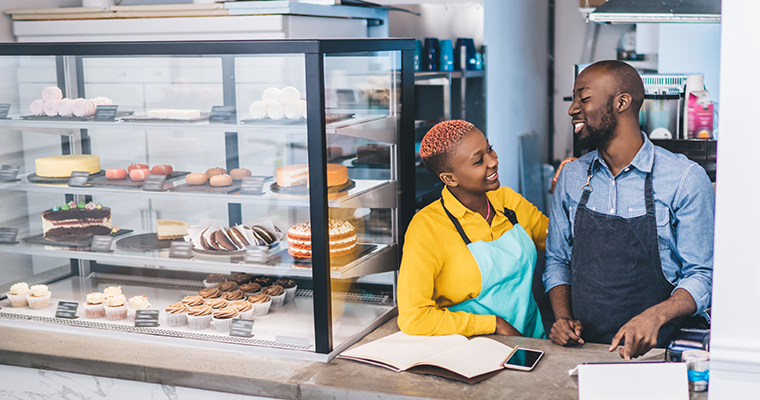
[0,364,280,400]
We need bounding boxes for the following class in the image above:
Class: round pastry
[262,87,281,103]
[247,293,271,304]
[127,163,149,172]
[213,229,236,251]
[228,227,250,249]
[229,168,251,181]
[209,174,233,187]
[181,295,205,307]
[239,282,261,294]
[249,100,268,120]
[276,278,297,289]
[221,290,244,301]
[205,298,229,309]
[151,165,173,175]
[205,167,227,177]
[252,225,276,245]
[267,102,285,120]
[198,288,221,299]
[279,86,302,104]
[287,219,357,259]
[199,228,215,250]
[205,273,225,284]
[129,168,152,181]
[216,281,239,292]
[262,285,284,297]
[231,273,251,285]
[185,172,208,186]
[253,276,274,287]
[105,168,127,180]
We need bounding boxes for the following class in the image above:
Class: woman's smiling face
[441,127,499,194]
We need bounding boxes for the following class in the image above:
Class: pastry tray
[288,243,377,269]
[20,111,134,121]
[89,171,189,188]
[27,170,105,184]
[269,179,355,195]
[170,180,243,194]
[23,228,133,248]
[120,112,209,123]
[240,113,355,125]
[115,233,184,251]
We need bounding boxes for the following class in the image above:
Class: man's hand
[551,157,577,193]
[609,311,662,360]
[495,316,524,336]
[550,318,584,346]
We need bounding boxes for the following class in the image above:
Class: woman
[398,120,548,338]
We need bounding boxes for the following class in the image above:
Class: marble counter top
[0,318,707,399]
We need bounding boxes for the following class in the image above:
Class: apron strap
[579,161,595,208]
[644,173,655,215]
[441,198,519,245]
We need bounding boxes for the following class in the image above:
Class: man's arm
[609,164,714,359]
[543,162,583,346]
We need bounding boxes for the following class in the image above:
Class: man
[544,60,714,360]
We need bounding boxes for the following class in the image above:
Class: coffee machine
[639,74,690,139]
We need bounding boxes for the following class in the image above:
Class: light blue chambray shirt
[543,133,714,314]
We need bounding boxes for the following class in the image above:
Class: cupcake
[247,293,271,316]
[262,285,285,308]
[230,300,253,320]
[252,276,274,287]
[181,295,204,307]
[104,294,128,320]
[276,279,298,302]
[203,273,225,288]
[198,288,221,299]
[26,285,51,309]
[187,305,213,330]
[216,281,238,292]
[7,282,30,307]
[239,282,261,295]
[84,292,107,318]
[127,295,151,321]
[213,306,239,332]
[165,302,189,327]
[231,273,251,285]
[103,286,122,296]
[205,298,229,310]
[221,290,244,301]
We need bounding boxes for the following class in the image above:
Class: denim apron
[570,162,678,346]
[442,199,546,339]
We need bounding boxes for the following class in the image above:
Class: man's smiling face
[568,67,619,150]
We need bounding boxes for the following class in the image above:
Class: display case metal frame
[0,38,416,360]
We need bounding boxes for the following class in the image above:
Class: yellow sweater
[397,186,549,337]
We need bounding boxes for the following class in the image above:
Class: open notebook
[339,331,517,384]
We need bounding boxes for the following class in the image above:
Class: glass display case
[0,39,415,361]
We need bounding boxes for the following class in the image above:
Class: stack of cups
[683,350,709,392]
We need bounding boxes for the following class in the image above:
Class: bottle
[682,75,704,139]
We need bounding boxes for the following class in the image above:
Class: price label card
[240,176,268,195]
[142,174,167,192]
[94,105,118,121]
[245,245,269,264]
[0,103,10,119]
[68,171,90,187]
[55,301,79,319]
[208,105,237,124]
[0,227,19,244]
[230,319,254,338]
[0,165,20,182]
[135,309,160,327]
[169,241,194,258]
[90,235,114,252]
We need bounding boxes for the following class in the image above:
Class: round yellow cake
[35,155,101,177]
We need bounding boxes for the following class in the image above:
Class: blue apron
[442,199,546,338]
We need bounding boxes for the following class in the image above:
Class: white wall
[0,0,80,42]
[658,23,721,105]
[388,2,484,48]
[484,0,549,191]
[709,0,760,397]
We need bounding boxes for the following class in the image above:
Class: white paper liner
[251,300,271,316]
[165,312,188,327]
[213,316,236,332]
[284,286,297,302]
[104,305,127,320]
[83,303,105,318]
[269,293,286,308]
[26,292,51,309]
[186,313,212,330]
[7,293,28,307]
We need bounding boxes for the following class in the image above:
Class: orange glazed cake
[287,219,357,258]
[276,164,348,188]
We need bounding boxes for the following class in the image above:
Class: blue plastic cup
[455,38,477,71]
[439,40,454,72]
[414,40,422,72]
[423,38,439,71]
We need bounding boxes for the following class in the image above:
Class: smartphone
[502,348,544,371]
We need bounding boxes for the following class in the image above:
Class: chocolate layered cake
[287,219,357,259]
[41,201,112,238]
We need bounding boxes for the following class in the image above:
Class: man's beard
[578,99,617,150]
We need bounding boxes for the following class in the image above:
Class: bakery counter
[0,177,396,209]
[0,316,707,400]
[0,239,397,280]
[0,114,395,143]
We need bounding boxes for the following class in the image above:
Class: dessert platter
[28,154,105,183]
[270,163,355,195]
[170,168,257,194]
[90,164,190,188]
[120,109,208,123]
[115,220,190,251]
[184,219,283,256]
[22,87,133,121]
[23,200,132,248]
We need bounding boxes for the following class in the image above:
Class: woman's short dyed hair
[419,120,474,175]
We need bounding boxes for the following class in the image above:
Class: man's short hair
[590,60,646,113]
[420,120,474,175]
